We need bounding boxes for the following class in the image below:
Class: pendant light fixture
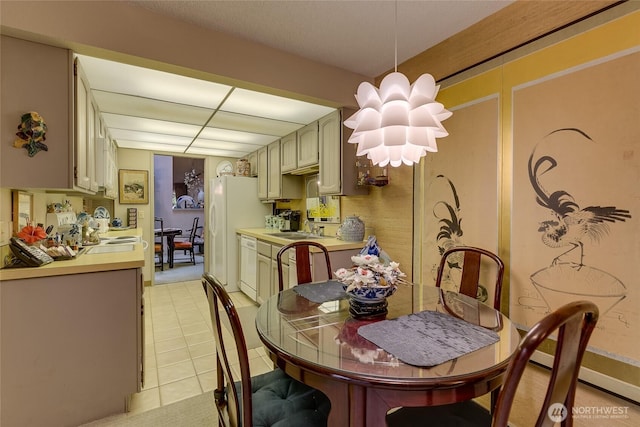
[344,2,452,167]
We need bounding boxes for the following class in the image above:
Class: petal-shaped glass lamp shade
[344,72,452,167]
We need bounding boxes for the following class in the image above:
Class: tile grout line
[134,279,271,413]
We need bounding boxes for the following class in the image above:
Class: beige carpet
[81,391,217,426]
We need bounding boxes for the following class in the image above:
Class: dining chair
[154,217,164,271]
[276,241,333,291]
[436,246,505,311]
[172,217,199,265]
[386,300,599,427]
[202,273,331,427]
[435,246,506,410]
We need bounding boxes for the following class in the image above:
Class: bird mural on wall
[431,175,489,303]
[434,175,464,257]
[528,128,632,268]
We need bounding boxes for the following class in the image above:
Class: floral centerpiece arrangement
[184,169,204,206]
[184,168,202,189]
[17,223,47,244]
[335,236,406,318]
[335,254,405,296]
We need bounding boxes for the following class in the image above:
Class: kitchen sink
[269,232,326,241]
[87,244,135,254]
[100,236,139,244]
[105,238,138,244]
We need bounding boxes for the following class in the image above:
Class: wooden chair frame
[203,273,252,426]
[436,246,505,311]
[154,217,164,271]
[492,300,599,426]
[436,246,505,409]
[172,217,200,265]
[386,301,599,427]
[276,240,333,291]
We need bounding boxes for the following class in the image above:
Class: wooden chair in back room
[154,217,164,271]
[172,217,200,265]
[202,273,331,427]
[276,241,333,291]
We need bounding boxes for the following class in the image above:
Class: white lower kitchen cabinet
[254,240,358,303]
[256,240,289,304]
[257,244,272,304]
[0,268,144,427]
[270,243,287,295]
[288,248,358,285]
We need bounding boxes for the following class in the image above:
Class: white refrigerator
[208,176,271,292]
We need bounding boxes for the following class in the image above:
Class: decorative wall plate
[93,206,111,219]
[176,195,196,208]
[76,212,91,225]
[216,161,234,177]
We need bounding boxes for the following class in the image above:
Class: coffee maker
[279,210,301,231]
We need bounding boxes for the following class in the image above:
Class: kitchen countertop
[237,228,366,251]
[0,228,145,281]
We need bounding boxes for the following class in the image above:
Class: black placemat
[357,310,499,367]
[292,280,348,303]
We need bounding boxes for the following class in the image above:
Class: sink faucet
[304,220,319,235]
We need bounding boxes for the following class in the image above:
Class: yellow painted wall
[419,9,640,389]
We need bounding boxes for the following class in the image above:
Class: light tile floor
[128,279,273,415]
[110,279,639,425]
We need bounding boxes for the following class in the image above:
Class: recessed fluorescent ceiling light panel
[77,54,335,157]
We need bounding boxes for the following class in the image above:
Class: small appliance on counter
[279,210,301,232]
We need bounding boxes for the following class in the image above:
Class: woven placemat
[357,310,499,367]
[292,280,348,303]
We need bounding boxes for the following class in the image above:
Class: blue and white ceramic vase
[345,283,397,319]
[337,215,365,242]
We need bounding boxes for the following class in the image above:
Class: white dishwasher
[239,235,258,301]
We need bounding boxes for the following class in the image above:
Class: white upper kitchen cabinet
[296,122,319,169]
[318,109,368,196]
[281,123,319,175]
[247,150,258,177]
[74,58,98,193]
[257,146,268,199]
[96,132,118,199]
[267,141,281,199]
[262,139,302,201]
[280,132,297,173]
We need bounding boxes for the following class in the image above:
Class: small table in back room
[154,227,182,268]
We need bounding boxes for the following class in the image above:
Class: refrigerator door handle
[209,199,216,237]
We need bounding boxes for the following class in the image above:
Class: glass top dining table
[255,285,520,427]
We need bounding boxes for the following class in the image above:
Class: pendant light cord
[394,0,398,72]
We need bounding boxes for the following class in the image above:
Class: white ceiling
[84,1,514,158]
[79,54,336,157]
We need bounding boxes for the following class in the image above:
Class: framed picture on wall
[118,169,149,204]
[12,190,33,234]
